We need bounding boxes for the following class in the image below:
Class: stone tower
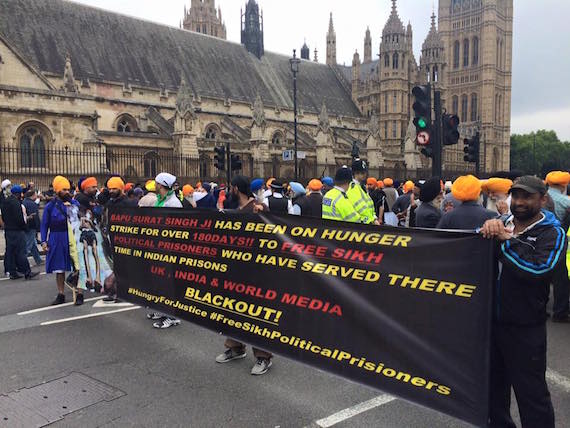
[182,0,226,39]
[438,0,513,173]
[420,12,445,87]
[301,41,310,60]
[241,0,264,59]
[378,0,416,160]
[364,27,372,63]
[326,13,337,66]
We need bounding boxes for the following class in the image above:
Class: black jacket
[495,211,568,325]
[23,198,40,231]
[436,201,497,230]
[415,202,442,229]
[1,195,26,231]
[392,193,412,214]
[305,192,323,218]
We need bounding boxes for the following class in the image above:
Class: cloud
[511,107,570,141]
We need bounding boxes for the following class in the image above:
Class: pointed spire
[314,48,318,62]
[391,0,397,16]
[252,93,266,127]
[318,102,330,134]
[176,75,195,117]
[328,12,335,34]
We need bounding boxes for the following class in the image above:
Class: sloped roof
[338,60,379,82]
[0,0,361,117]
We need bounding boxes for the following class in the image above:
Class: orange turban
[482,178,513,194]
[52,175,70,193]
[145,180,156,192]
[124,182,134,192]
[366,177,378,187]
[377,180,385,189]
[266,178,275,188]
[80,177,97,191]
[452,175,481,202]
[107,177,125,191]
[182,184,194,196]
[545,171,570,186]
[403,180,415,193]
[308,179,323,191]
[383,178,394,187]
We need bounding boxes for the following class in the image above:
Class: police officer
[322,167,362,223]
[347,159,378,225]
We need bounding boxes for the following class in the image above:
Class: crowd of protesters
[1,162,569,425]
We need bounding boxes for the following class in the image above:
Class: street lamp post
[290,49,301,181]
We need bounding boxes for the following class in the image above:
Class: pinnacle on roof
[328,12,335,34]
[422,11,443,51]
[382,0,405,35]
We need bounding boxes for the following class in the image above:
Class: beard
[512,206,539,221]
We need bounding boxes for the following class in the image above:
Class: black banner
[109,207,494,426]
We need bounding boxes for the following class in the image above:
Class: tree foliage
[510,130,570,176]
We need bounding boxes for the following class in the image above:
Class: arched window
[116,114,137,133]
[392,53,399,69]
[452,96,459,115]
[392,93,397,112]
[461,94,468,123]
[470,93,478,122]
[463,39,469,67]
[453,41,460,68]
[204,124,220,140]
[432,65,438,82]
[384,54,389,68]
[271,131,283,145]
[499,40,504,69]
[472,37,479,65]
[143,151,159,178]
[19,125,47,168]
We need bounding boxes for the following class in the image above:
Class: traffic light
[420,147,434,159]
[230,154,242,171]
[463,132,480,163]
[412,85,432,136]
[442,114,460,146]
[214,146,226,170]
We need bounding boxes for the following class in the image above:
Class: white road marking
[314,394,396,427]
[92,300,134,308]
[547,368,570,393]
[17,296,106,315]
[40,306,140,326]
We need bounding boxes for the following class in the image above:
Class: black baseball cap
[510,176,547,195]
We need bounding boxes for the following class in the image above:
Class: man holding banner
[481,176,567,428]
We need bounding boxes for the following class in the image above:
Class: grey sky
[71,0,570,141]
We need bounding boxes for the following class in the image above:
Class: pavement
[0,273,569,427]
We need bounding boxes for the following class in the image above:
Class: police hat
[334,166,353,184]
[351,158,368,173]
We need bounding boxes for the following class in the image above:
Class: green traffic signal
[417,118,427,129]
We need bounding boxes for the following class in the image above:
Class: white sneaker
[152,317,180,329]
[251,358,272,375]
[215,348,247,363]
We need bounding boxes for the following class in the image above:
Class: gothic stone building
[336,0,513,173]
[0,0,512,187]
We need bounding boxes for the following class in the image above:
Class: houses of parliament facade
[0,0,512,185]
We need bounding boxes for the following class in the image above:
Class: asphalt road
[0,273,569,428]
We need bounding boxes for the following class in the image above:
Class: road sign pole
[226,142,231,185]
[433,90,442,178]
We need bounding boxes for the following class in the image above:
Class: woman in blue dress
[41,176,83,306]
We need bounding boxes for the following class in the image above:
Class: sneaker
[147,312,164,320]
[215,348,247,364]
[51,294,65,305]
[251,358,272,375]
[103,295,116,302]
[74,293,84,306]
[25,271,40,280]
[153,317,181,329]
[9,273,23,280]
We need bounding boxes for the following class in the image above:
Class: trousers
[25,229,42,265]
[489,323,554,428]
[225,338,272,360]
[4,230,31,276]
